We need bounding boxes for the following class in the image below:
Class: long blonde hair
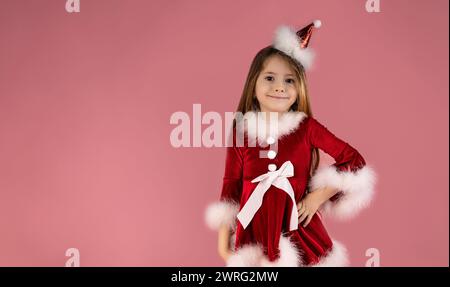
[235,45,320,177]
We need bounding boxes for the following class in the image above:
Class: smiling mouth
[267,95,289,99]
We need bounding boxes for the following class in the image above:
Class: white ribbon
[237,161,299,231]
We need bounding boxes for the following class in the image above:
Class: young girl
[205,21,376,267]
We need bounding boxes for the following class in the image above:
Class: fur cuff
[205,200,240,231]
[309,165,377,220]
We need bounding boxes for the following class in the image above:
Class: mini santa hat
[272,20,322,70]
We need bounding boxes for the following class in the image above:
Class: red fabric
[219,116,366,265]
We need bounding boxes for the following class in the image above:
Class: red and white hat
[272,20,322,70]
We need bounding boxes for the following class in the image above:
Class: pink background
[0,0,448,266]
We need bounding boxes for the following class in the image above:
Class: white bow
[237,161,299,231]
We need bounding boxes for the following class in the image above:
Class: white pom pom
[313,20,322,28]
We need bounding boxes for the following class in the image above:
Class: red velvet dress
[205,111,376,267]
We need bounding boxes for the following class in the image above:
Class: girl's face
[254,55,298,113]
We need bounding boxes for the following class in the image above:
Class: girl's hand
[297,191,326,228]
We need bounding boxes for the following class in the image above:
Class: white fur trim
[309,165,377,220]
[226,235,348,267]
[205,200,240,231]
[260,236,303,267]
[273,25,315,69]
[227,235,302,267]
[227,243,265,267]
[311,239,349,267]
[236,111,307,147]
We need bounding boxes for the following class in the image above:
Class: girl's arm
[301,117,377,222]
[218,225,232,261]
[205,128,244,261]
[308,185,340,205]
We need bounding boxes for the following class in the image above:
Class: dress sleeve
[307,117,377,221]
[205,129,244,231]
